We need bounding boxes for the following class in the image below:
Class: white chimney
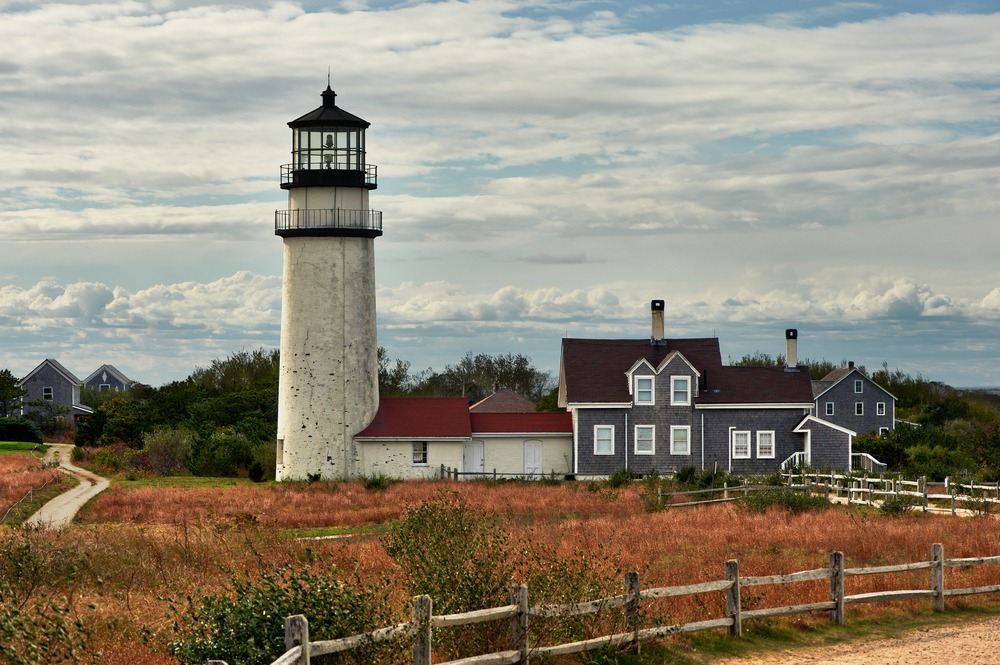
[785,329,798,368]
[651,300,665,342]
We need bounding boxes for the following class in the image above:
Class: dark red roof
[561,338,723,404]
[471,411,572,434]
[355,397,472,438]
[469,388,536,413]
[698,366,814,405]
[561,337,813,406]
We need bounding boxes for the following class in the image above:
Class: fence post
[284,615,309,665]
[830,551,844,625]
[412,595,432,665]
[931,543,945,612]
[725,560,741,638]
[511,584,529,664]
[625,571,641,654]
[920,476,928,513]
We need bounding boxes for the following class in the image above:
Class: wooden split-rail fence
[206,543,1000,665]
[655,472,1000,514]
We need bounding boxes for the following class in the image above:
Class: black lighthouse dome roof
[288,86,370,129]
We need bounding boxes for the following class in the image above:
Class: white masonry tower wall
[274,86,382,480]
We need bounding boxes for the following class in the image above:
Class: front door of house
[463,440,484,477]
[524,440,543,476]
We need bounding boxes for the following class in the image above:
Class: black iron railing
[274,209,382,233]
[279,163,377,188]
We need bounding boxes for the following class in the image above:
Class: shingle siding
[815,372,894,435]
[808,424,851,471]
[701,408,809,474]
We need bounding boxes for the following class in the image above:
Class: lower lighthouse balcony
[275,208,383,238]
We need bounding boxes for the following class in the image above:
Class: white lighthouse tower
[274,86,381,480]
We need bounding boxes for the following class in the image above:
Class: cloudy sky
[1,0,998,389]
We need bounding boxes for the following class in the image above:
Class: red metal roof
[355,397,472,438]
[471,411,572,434]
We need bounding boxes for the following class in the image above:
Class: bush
[142,427,193,476]
[93,448,125,472]
[166,559,394,665]
[879,494,918,516]
[189,428,253,477]
[742,488,830,514]
[0,417,42,444]
[384,495,514,659]
[361,473,400,491]
[605,469,635,488]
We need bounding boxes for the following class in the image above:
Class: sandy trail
[24,443,109,529]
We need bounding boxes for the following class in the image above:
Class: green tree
[0,369,26,418]
[377,346,412,396]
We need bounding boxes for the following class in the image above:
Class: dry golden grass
[8,480,1000,663]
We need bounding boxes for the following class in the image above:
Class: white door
[524,440,543,476]
[463,440,485,477]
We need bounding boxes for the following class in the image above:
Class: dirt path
[714,616,1000,664]
[24,443,109,529]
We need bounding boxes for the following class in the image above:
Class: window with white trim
[732,430,751,459]
[879,427,890,435]
[42,387,53,401]
[634,425,654,455]
[671,376,691,406]
[877,402,886,416]
[634,376,654,405]
[825,402,834,416]
[855,379,863,393]
[757,431,775,459]
[594,425,614,455]
[412,441,428,465]
[670,426,690,455]
[855,402,864,416]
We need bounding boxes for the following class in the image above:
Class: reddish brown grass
[0,453,61,513]
[11,480,1000,663]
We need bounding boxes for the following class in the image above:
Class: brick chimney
[785,329,798,368]
[651,300,665,343]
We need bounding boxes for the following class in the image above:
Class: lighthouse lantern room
[275,86,382,480]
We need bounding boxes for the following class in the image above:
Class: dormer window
[671,376,691,406]
[635,376,654,405]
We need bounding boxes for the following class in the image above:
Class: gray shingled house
[812,362,896,436]
[18,359,95,427]
[558,301,856,475]
[83,364,133,393]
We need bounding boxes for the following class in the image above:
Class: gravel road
[24,443,109,529]
[713,616,1000,664]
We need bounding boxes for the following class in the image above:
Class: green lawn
[111,474,256,489]
[0,441,47,455]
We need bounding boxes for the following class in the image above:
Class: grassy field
[0,449,65,525]
[4,476,1000,664]
[0,440,47,454]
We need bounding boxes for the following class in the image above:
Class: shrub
[361,473,399,491]
[166,559,394,665]
[383,495,514,659]
[741,488,830,514]
[142,427,193,476]
[605,469,635,488]
[189,428,253,477]
[93,448,125,472]
[879,494,918,516]
[0,418,42,444]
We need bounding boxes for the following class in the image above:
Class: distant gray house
[83,364,133,393]
[558,301,856,474]
[812,363,896,436]
[18,359,95,427]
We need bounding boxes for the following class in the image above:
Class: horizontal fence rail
[274,208,383,233]
[206,542,1000,665]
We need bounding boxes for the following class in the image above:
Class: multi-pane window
[42,387,53,401]
[671,426,690,455]
[855,380,864,393]
[634,425,654,454]
[757,431,775,459]
[855,402,864,416]
[595,426,614,455]
[825,402,834,416]
[671,376,691,406]
[877,402,886,416]
[635,376,654,405]
[732,431,751,459]
[412,441,428,465]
